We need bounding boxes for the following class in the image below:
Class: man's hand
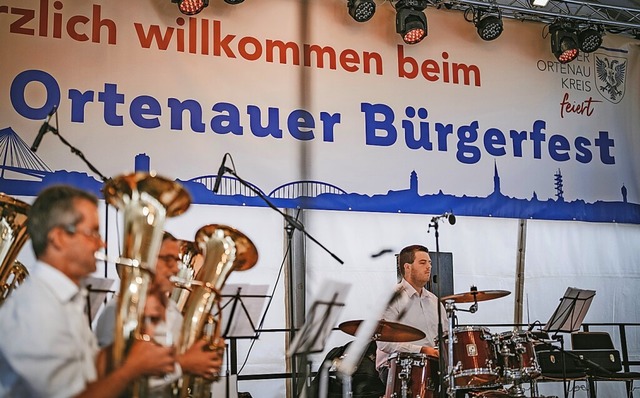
[178,339,224,380]
[82,340,175,398]
[420,346,439,358]
[123,339,176,378]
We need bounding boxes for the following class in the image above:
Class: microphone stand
[45,125,109,182]
[222,167,343,266]
[428,216,457,398]
[222,166,343,398]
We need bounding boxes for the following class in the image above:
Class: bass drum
[384,353,439,398]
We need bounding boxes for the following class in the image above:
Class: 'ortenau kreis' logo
[595,53,627,104]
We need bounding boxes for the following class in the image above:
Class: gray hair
[27,185,98,258]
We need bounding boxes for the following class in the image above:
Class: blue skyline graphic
[1,127,638,224]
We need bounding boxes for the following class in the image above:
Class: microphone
[431,212,456,225]
[447,213,456,225]
[212,153,229,194]
[31,106,57,153]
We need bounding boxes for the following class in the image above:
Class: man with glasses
[96,231,223,396]
[0,185,176,397]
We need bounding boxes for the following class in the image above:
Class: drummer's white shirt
[0,261,98,398]
[375,278,448,370]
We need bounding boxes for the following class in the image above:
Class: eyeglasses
[144,315,164,326]
[61,224,103,241]
[157,254,181,264]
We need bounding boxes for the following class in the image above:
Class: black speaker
[428,251,453,298]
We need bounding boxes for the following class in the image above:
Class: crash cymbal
[441,289,510,303]
[338,319,426,342]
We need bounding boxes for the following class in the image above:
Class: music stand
[82,276,115,327]
[544,287,596,335]
[334,287,398,398]
[217,284,270,340]
[541,287,596,398]
[211,284,270,398]
[287,280,351,398]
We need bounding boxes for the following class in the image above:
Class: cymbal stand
[444,299,457,398]
[506,360,527,397]
[468,288,479,314]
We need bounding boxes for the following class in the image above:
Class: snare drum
[441,326,500,389]
[494,331,541,382]
[384,353,439,398]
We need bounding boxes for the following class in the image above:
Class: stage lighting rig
[468,9,503,41]
[550,21,580,63]
[348,0,376,22]
[529,0,550,7]
[172,0,209,15]
[578,26,603,53]
[395,0,429,44]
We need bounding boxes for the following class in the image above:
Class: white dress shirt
[0,261,98,398]
[375,278,449,370]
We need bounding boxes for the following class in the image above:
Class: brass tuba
[169,239,202,312]
[0,193,30,306]
[103,173,191,397]
[177,224,258,398]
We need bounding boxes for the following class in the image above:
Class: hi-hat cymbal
[338,319,426,342]
[441,289,510,303]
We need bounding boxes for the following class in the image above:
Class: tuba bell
[177,224,258,398]
[0,193,30,306]
[103,173,191,397]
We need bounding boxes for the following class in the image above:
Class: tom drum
[441,326,500,390]
[384,353,439,398]
[494,330,541,383]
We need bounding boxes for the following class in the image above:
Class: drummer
[376,244,449,383]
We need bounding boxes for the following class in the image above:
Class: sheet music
[216,284,270,338]
[544,286,596,333]
[287,279,351,356]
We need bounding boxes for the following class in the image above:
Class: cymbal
[441,289,511,303]
[338,319,426,342]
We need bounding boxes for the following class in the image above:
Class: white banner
[1,0,639,223]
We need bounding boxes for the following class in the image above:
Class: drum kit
[339,287,543,398]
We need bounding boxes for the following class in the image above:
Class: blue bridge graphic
[1,126,638,224]
[189,175,266,197]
